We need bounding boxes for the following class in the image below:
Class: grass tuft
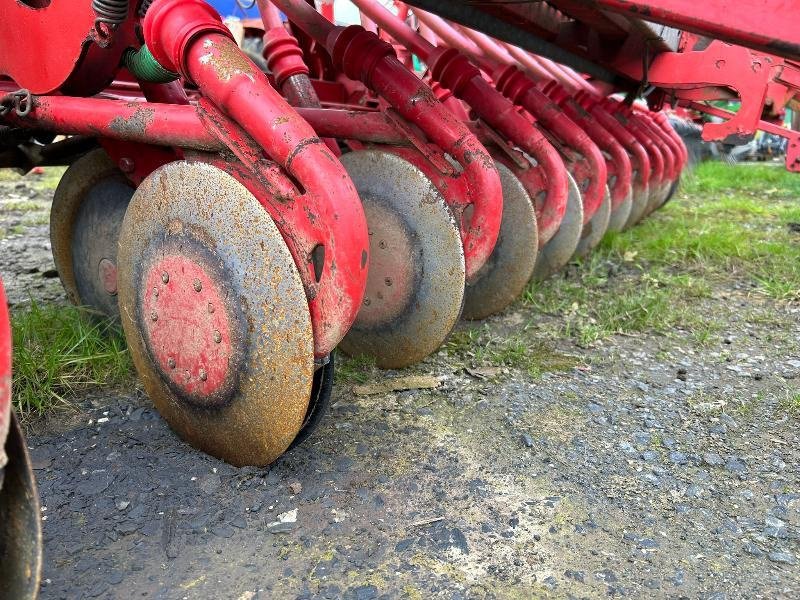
[11,301,132,417]
[523,162,800,345]
[445,326,577,377]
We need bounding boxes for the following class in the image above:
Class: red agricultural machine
[1,1,799,595]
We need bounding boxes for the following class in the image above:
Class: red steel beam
[587,0,800,61]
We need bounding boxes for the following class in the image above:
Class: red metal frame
[271,0,503,279]
[583,0,800,61]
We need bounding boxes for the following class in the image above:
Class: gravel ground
[2,171,799,599]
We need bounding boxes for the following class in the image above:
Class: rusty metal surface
[50,149,130,312]
[117,161,314,467]
[574,185,612,258]
[338,150,465,369]
[0,412,42,600]
[607,186,633,233]
[69,178,133,319]
[533,171,584,281]
[463,161,538,320]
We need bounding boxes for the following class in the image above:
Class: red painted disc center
[141,255,233,401]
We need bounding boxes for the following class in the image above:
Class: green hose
[123,45,179,84]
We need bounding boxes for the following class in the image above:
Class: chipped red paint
[271,0,502,279]
[142,0,369,358]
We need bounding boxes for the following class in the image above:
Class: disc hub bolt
[167,357,176,369]
[193,279,202,292]
[161,272,170,284]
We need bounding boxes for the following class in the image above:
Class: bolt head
[212,330,222,344]
[118,157,135,173]
[167,357,176,369]
[150,311,158,322]
[161,272,169,284]
[193,279,202,292]
[199,369,208,382]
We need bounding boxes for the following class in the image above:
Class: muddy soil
[2,173,799,599]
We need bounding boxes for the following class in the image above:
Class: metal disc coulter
[117,162,315,467]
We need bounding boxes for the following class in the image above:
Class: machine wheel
[643,180,671,219]
[624,183,651,229]
[117,162,314,467]
[463,162,538,320]
[606,187,633,233]
[50,149,133,319]
[288,355,335,450]
[660,176,681,207]
[533,172,584,280]
[338,150,465,369]
[574,186,612,258]
[0,412,42,600]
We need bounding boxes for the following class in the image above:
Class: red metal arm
[142,0,369,358]
[585,0,800,62]
[272,0,503,278]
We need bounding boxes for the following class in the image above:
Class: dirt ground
[2,170,799,599]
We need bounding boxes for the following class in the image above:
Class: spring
[92,0,129,32]
[138,0,153,18]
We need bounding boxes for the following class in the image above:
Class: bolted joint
[427,47,481,97]
[263,27,309,88]
[142,0,233,79]
[492,64,535,105]
[327,25,395,87]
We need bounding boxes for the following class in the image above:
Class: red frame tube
[352,0,574,240]
[143,0,368,358]
[272,0,503,278]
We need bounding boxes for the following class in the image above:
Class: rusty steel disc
[644,180,671,219]
[288,355,335,450]
[574,185,612,258]
[624,182,651,229]
[463,161,538,320]
[606,186,633,233]
[50,149,133,319]
[658,177,681,208]
[117,161,314,467]
[338,150,465,369]
[533,171,583,280]
[0,412,42,600]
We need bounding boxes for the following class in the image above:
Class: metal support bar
[400,0,621,83]
[586,0,800,62]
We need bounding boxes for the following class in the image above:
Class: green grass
[779,390,800,416]
[336,352,377,384]
[0,166,65,190]
[0,200,47,213]
[524,162,800,345]
[444,325,577,377]
[11,301,132,417]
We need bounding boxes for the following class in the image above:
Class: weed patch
[11,302,132,416]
